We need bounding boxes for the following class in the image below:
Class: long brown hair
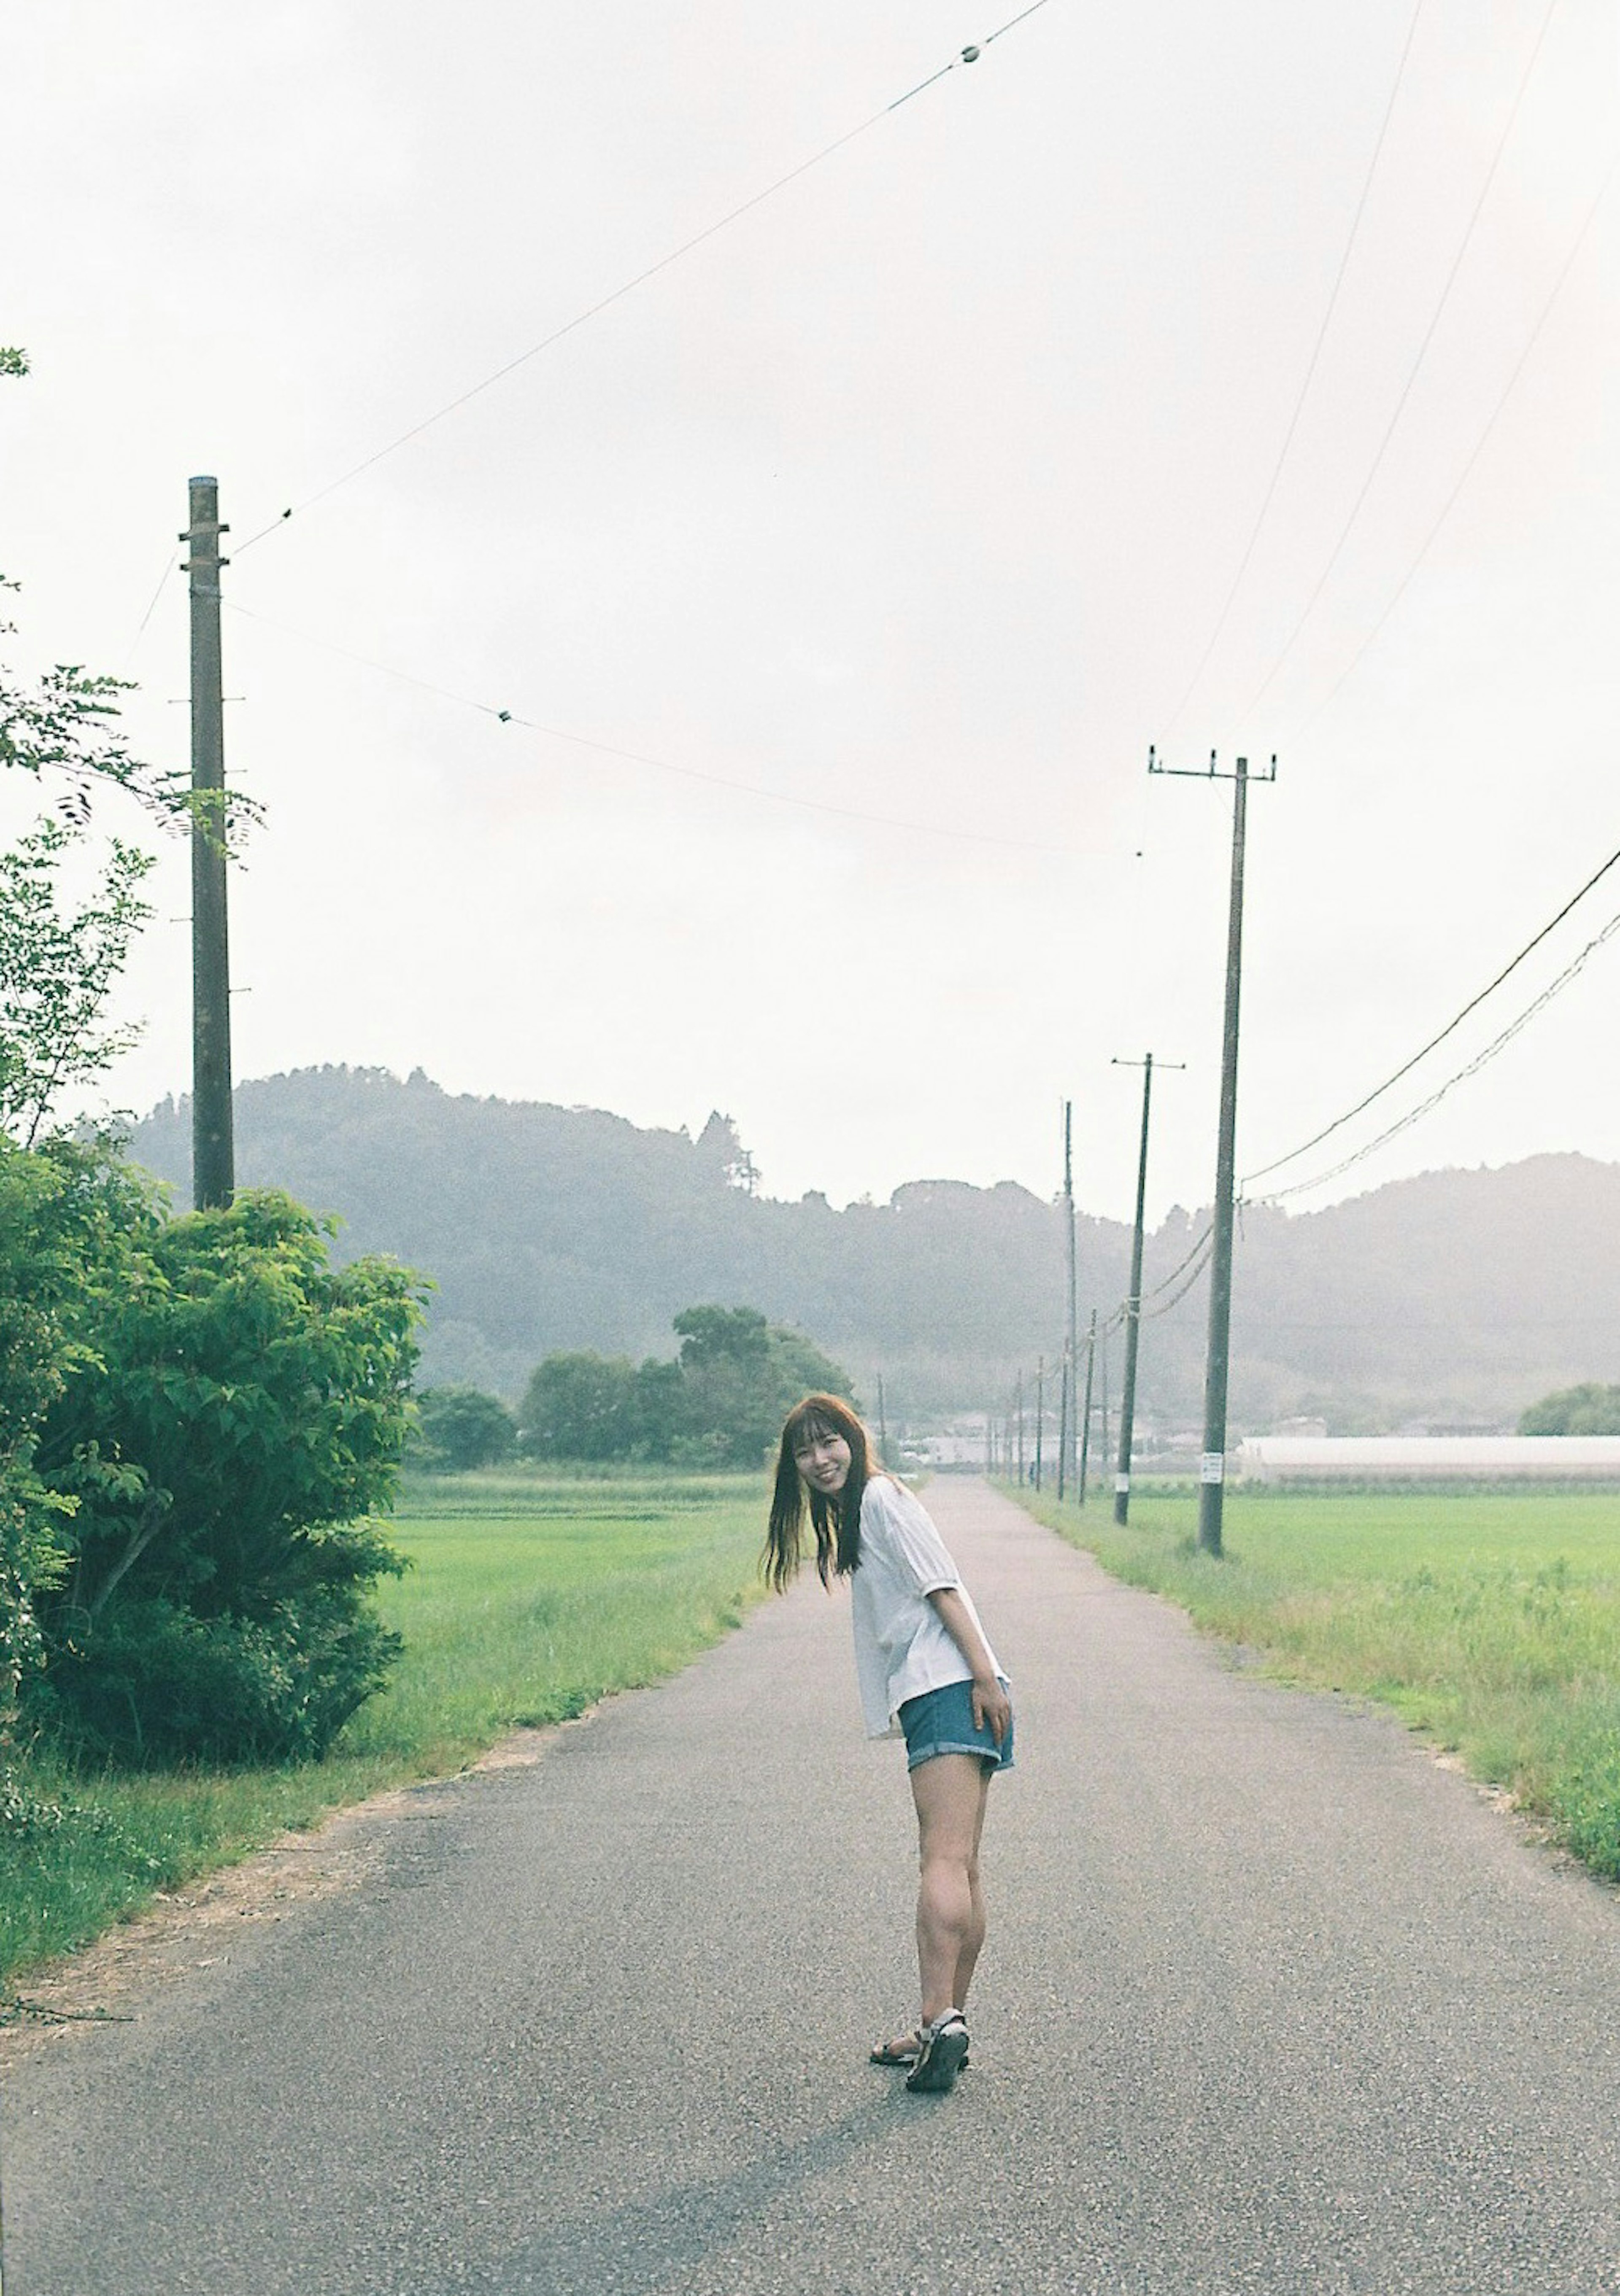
[764,1393,886,1593]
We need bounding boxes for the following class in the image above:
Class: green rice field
[0,1469,770,1994]
[1018,1482,1620,1883]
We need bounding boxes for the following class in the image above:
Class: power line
[1139,1242,1212,1320]
[1236,0,1563,733]
[233,4,1056,557]
[124,551,179,669]
[1157,0,1427,745]
[1244,832,1620,1186]
[1250,900,1620,1205]
[1140,1221,1214,1300]
[1286,161,1613,745]
[220,595,1096,859]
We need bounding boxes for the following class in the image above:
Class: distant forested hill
[127,1068,1620,1434]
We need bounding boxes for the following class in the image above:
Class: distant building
[1237,1436,1620,1486]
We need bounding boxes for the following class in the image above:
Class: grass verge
[0,1469,769,1992]
[1014,1483,1620,1884]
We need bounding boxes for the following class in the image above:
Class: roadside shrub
[29,1183,425,1765]
[32,1581,401,1765]
[0,1138,146,1740]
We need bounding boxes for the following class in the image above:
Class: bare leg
[909,1754,993,2027]
[953,1765,991,2012]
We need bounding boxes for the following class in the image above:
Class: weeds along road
[6,1479,1620,2294]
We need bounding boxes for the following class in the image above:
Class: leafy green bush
[34,1585,401,1765]
[0,1138,145,1738]
[28,1180,424,1765]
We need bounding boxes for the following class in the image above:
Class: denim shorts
[898,1677,1015,1773]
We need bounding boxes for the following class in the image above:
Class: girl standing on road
[765,1393,1013,2095]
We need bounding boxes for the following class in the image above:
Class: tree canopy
[412,1385,518,1471]
[519,1306,853,1468]
[1519,1384,1620,1437]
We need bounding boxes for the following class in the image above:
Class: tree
[0,818,155,1145]
[518,1309,855,1467]
[519,1353,643,1461]
[412,1385,518,1471]
[31,1187,426,1763]
[670,1305,853,1468]
[1,598,188,830]
[1519,1384,1620,1437]
[694,1111,759,1195]
[0,1138,133,1742]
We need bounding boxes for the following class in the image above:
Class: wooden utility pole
[181,476,234,1210]
[1110,1054,1185,1524]
[1148,747,1275,1554]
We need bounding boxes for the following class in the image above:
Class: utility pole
[877,1374,888,1466]
[1110,1054,1185,1523]
[1098,1317,1110,1473]
[1077,1309,1097,1506]
[1063,1099,1080,1496]
[1148,747,1275,1554]
[181,475,234,1210]
[1015,1369,1025,1485]
[1034,1356,1045,1492]
[1056,1343,1069,1501]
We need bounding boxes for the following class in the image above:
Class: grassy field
[0,1469,770,1994]
[1015,1482,1620,1882]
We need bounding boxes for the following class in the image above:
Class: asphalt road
[6,1478,1620,2295]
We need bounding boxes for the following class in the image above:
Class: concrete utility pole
[1110,1054,1185,1525]
[181,476,234,1210]
[1077,1309,1097,1506]
[1148,747,1275,1554]
[1063,1099,1080,1496]
[1034,1356,1045,1492]
[1098,1318,1110,1475]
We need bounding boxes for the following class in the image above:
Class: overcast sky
[5,0,1617,1221]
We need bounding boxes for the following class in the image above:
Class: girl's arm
[927,1587,1011,1744]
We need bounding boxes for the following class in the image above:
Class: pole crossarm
[1147,746,1278,784]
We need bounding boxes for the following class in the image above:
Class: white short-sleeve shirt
[849,1477,1003,1739]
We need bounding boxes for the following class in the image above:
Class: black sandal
[904,2011,969,2094]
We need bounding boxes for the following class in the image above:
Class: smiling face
[793,1424,853,1496]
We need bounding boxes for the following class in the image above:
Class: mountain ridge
[125,1067,1620,1432]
